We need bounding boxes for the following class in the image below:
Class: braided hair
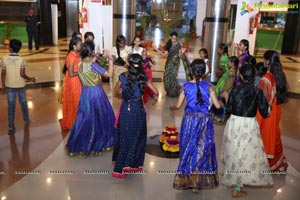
[191,59,206,105]
[126,54,147,94]
[115,35,126,66]
[239,64,256,107]
[245,55,256,65]
[263,50,288,104]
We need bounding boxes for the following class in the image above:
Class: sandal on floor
[122,167,137,173]
[232,190,248,197]
[137,166,143,171]
[8,128,15,135]
[112,172,127,179]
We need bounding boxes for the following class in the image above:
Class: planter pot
[146,40,153,49]
[191,32,197,40]
[2,38,10,48]
[135,30,145,37]
[158,44,165,51]
[182,42,189,52]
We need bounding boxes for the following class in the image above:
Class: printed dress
[112,73,147,174]
[66,61,116,156]
[61,51,82,130]
[173,81,219,190]
[221,83,273,187]
[163,43,182,97]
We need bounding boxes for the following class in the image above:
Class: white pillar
[51,4,58,45]
[87,0,113,51]
[195,0,206,37]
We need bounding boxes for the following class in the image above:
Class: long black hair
[191,59,206,105]
[80,40,95,60]
[229,56,239,71]
[229,56,239,87]
[126,54,147,94]
[219,43,229,56]
[164,32,178,52]
[62,36,82,74]
[245,55,256,65]
[115,35,126,66]
[255,62,267,77]
[263,50,288,104]
[239,64,256,108]
[240,64,255,83]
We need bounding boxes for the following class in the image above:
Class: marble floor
[0,37,300,200]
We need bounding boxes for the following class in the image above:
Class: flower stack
[159,125,179,153]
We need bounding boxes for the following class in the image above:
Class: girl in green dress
[215,43,229,95]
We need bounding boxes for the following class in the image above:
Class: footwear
[112,172,127,179]
[137,166,143,171]
[8,128,15,135]
[232,190,248,197]
[122,167,137,173]
[25,120,31,125]
[103,147,112,151]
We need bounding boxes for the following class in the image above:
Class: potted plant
[2,23,15,48]
[190,25,197,40]
[182,32,191,52]
[136,15,151,38]
[139,16,151,32]
[135,25,144,37]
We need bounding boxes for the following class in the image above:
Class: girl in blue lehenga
[112,54,159,178]
[66,41,116,157]
[170,59,223,193]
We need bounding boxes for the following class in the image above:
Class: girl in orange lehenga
[61,37,82,130]
[256,50,288,172]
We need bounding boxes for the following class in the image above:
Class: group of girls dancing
[59,32,288,197]
[170,37,288,197]
[60,33,159,178]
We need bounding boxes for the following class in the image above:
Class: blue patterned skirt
[173,113,219,189]
[112,99,147,173]
[66,85,116,156]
